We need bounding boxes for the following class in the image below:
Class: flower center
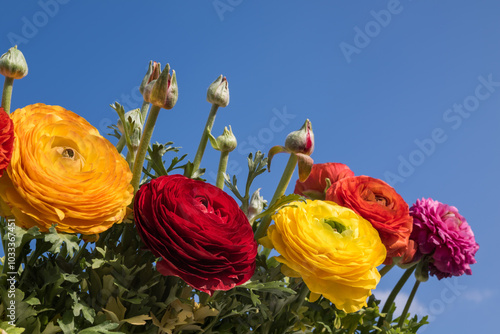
[374,195,387,206]
[322,218,347,233]
[62,148,75,158]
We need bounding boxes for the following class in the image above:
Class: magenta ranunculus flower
[409,198,479,279]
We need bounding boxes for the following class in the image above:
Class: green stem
[71,241,88,267]
[215,151,229,190]
[254,154,298,241]
[377,265,416,328]
[1,77,14,114]
[126,148,137,170]
[116,136,126,153]
[292,281,310,313]
[398,279,420,327]
[189,104,219,176]
[379,264,395,278]
[130,105,161,193]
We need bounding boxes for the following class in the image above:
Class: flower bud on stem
[0,46,28,114]
[210,126,237,190]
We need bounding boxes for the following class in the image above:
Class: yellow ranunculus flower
[0,104,133,235]
[265,200,386,313]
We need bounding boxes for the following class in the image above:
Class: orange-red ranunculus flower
[294,163,354,200]
[0,107,14,176]
[0,104,133,234]
[326,176,413,264]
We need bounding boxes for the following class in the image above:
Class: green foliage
[224,151,268,214]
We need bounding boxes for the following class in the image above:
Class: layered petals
[266,200,386,312]
[0,104,133,234]
[134,174,258,294]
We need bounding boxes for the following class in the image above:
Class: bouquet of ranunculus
[0,46,479,334]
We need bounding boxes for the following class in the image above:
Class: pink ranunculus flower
[409,198,479,279]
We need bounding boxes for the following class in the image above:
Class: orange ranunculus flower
[294,163,354,200]
[326,176,413,264]
[0,103,133,234]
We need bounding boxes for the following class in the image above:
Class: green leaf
[44,226,80,257]
[41,322,61,334]
[57,311,75,334]
[77,321,121,334]
[0,321,25,333]
[240,281,296,297]
[145,141,182,177]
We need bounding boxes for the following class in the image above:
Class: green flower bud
[284,119,314,156]
[0,45,28,79]
[207,75,229,107]
[139,60,161,95]
[247,188,267,221]
[212,126,237,152]
[117,108,143,150]
[149,64,178,110]
[414,257,430,282]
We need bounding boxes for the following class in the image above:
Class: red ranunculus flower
[326,176,413,264]
[134,174,258,294]
[294,163,354,200]
[0,108,14,177]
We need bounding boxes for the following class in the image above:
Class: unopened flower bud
[247,188,267,221]
[140,61,161,94]
[117,108,143,149]
[211,126,237,152]
[285,119,314,155]
[207,75,229,107]
[150,64,178,110]
[414,257,430,282]
[0,46,28,79]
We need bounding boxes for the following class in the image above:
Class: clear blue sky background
[1,1,499,332]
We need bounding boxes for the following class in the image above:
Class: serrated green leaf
[44,226,80,257]
[77,321,121,334]
[57,311,75,334]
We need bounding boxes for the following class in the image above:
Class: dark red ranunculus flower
[294,163,354,200]
[0,108,14,177]
[326,175,413,264]
[134,174,258,294]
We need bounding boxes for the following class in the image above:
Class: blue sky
[2,1,499,332]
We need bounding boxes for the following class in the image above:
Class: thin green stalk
[190,104,219,176]
[377,265,416,328]
[71,241,88,267]
[398,279,420,327]
[1,77,14,114]
[131,105,161,193]
[215,151,229,189]
[379,264,395,278]
[254,154,298,241]
[292,281,310,313]
[126,148,137,170]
